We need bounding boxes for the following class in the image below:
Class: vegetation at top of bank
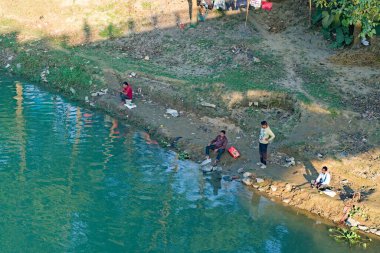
[313,0,380,47]
[0,33,102,98]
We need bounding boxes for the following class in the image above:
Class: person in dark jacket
[204,130,228,166]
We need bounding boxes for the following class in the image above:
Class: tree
[314,0,380,46]
[188,0,198,25]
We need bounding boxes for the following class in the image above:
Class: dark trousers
[205,144,225,161]
[120,92,131,101]
[259,143,268,165]
[225,0,235,10]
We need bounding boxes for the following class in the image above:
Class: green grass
[99,23,124,39]
[295,92,312,104]
[0,35,102,97]
[141,1,152,10]
[298,66,344,109]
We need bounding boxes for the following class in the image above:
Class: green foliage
[141,1,152,10]
[99,23,123,39]
[313,0,380,39]
[349,206,369,220]
[13,46,99,95]
[313,8,353,47]
[178,151,190,160]
[329,227,372,248]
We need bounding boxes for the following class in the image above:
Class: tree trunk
[352,21,362,48]
[190,0,198,25]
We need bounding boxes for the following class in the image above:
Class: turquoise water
[0,78,379,253]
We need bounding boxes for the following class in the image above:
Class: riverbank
[1,0,379,240]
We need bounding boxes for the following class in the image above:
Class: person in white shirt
[311,166,331,190]
[257,121,275,169]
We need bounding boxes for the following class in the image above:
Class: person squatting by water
[120,81,133,103]
[257,121,275,169]
[205,130,228,166]
[311,166,331,190]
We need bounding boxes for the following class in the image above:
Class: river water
[0,78,379,252]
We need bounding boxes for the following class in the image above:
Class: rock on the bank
[346,217,360,227]
[256,178,264,183]
[283,199,291,204]
[285,183,293,192]
[270,185,277,192]
[242,178,253,186]
[243,172,253,178]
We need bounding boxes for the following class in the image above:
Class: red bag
[228,146,240,159]
[262,1,273,11]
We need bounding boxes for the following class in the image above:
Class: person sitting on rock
[120,81,133,103]
[203,130,228,166]
[311,166,331,190]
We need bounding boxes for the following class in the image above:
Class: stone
[144,56,150,60]
[317,153,323,158]
[369,228,377,234]
[253,57,261,63]
[69,87,76,94]
[237,168,244,174]
[285,157,295,162]
[285,161,295,167]
[243,172,253,178]
[253,101,259,106]
[130,72,137,77]
[258,187,265,192]
[252,184,260,189]
[285,184,293,192]
[214,166,223,172]
[346,217,360,227]
[91,92,98,97]
[256,178,264,183]
[248,102,253,107]
[270,185,277,192]
[85,96,89,103]
[283,199,291,204]
[358,225,368,231]
[242,178,253,186]
[166,109,179,117]
[5,63,11,68]
[375,230,380,236]
[341,179,349,184]
[16,63,21,69]
[200,102,216,108]
[202,166,213,173]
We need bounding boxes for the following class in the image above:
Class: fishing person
[120,81,133,103]
[203,130,228,166]
[257,121,275,169]
[311,166,331,190]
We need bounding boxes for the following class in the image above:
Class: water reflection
[14,82,26,179]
